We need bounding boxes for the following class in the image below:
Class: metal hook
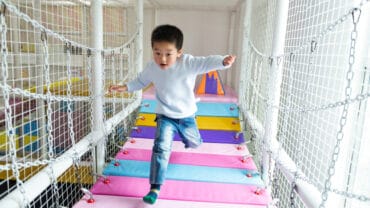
[87,49,91,57]
[352,8,361,24]
[0,2,6,16]
[310,40,317,53]
[65,42,72,52]
[40,30,47,42]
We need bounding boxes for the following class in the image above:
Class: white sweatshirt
[127,54,229,118]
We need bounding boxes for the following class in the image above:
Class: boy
[109,24,235,204]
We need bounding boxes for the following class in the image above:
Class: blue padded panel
[140,100,239,117]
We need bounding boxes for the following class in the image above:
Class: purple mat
[130,126,244,144]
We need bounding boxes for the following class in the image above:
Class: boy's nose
[161,56,166,62]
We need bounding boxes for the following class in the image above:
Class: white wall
[143,7,241,89]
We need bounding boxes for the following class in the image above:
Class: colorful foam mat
[73,194,266,208]
[140,100,239,117]
[124,138,249,156]
[116,148,257,170]
[103,160,263,186]
[90,176,269,205]
[130,126,244,144]
[136,113,241,131]
[143,85,238,103]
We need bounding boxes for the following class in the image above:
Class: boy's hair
[151,24,183,50]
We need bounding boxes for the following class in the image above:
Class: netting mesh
[0,0,141,207]
[240,0,370,207]
[1,0,369,207]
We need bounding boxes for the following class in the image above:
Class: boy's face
[152,41,182,70]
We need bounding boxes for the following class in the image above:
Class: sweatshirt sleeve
[126,64,152,92]
[187,54,230,75]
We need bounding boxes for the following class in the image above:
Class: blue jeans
[150,114,202,185]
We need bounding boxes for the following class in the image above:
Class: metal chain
[292,40,318,208]
[41,31,55,161]
[47,165,60,208]
[247,4,369,60]
[281,52,298,208]
[245,79,370,113]
[330,188,370,202]
[101,51,110,161]
[65,42,77,148]
[319,8,361,208]
[41,30,60,208]
[0,5,30,207]
[110,52,117,157]
[73,154,83,189]
[0,82,90,100]
[87,49,94,132]
[1,1,95,52]
[250,54,258,115]
[2,0,140,54]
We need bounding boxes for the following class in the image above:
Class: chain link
[47,165,60,208]
[65,42,77,149]
[73,155,83,189]
[87,50,94,132]
[2,0,139,54]
[1,0,369,205]
[319,8,361,208]
[292,40,318,208]
[0,7,30,207]
[41,30,60,208]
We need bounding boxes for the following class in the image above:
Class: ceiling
[145,0,241,10]
[45,0,242,11]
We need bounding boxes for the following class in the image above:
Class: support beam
[260,0,289,185]
[90,0,105,175]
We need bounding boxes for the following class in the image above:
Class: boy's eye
[155,52,161,56]
[166,53,172,56]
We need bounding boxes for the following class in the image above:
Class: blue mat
[103,160,264,186]
[140,100,239,117]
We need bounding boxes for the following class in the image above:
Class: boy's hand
[109,84,127,93]
[223,55,236,66]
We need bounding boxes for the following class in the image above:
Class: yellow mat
[0,163,93,184]
[135,113,240,131]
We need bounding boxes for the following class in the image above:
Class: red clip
[114,161,120,166]
[122,149,129,155]
[254,188,263,195]
[103,178,110,184]
[236,146,243,150]
[246,173,252,178]
[87,198,95,203]
[130,139,136,143]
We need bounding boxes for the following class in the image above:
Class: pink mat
[142,85,238,103]
[73,195,266,208]
[125,138,249,156]
[116,148,256,170]
[90,176,270,205]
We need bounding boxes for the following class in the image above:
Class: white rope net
[1,0,370,208]
[240,0,370,208]
[0,0,141,207]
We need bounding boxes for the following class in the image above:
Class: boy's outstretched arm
[189,54,237,75]
[223,55,236,67]
[109,63,152,93]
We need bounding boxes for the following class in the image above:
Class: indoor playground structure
[0,0,369,208]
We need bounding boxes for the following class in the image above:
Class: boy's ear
[177,49,183,57]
